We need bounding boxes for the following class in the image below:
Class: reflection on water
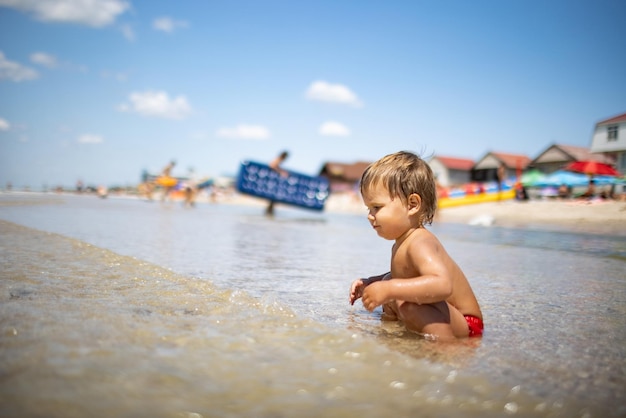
[1,193,625,417]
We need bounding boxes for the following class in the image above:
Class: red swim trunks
[464,315,484,337]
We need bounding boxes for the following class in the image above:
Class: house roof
[430,156,474,171]
[554,144,596,161]
[488,152,531,169]
[319,161,371,182]
[596,112,626,126]
[532,143,611,165]
[556,144,609,162]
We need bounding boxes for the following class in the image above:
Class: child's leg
[381,302,399,321]
[396,300,469,340]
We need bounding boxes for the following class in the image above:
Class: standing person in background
[162,160,175,177]
[183,167,198,208]
[497,163,506,201]
[96,185,108,199]
[265,151,289,216]
[139,169,155,201]
[160,160,176,202]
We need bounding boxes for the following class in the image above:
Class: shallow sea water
[0,193,624,417]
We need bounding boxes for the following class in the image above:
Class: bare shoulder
[404,228,461,276]
[406,227,443,251]
[398,228,446,269]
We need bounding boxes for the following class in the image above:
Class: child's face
[362,183,412,241]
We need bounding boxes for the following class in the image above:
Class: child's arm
[349,272,389,305]
[362,274,452,310]
[361,239,454,310]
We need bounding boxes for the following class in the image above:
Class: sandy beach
[435,199,626,235]
[287,192,626,236]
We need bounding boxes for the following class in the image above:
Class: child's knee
[381,303,399,321]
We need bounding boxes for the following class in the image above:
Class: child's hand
[361,281,390,312]
[349,279,366,305]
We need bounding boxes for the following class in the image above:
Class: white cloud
[305,80,363,107]
[30,52,88,73]
[0,51,39,82]
[153,17,189,33]
[77,134,103,144]
[216,124,270,140]
[319,121,351,137]
[30,52,58,68]
[120,23,135,41]
[118,90,193,120]
[0,0,130,27]
[0,117,10,131]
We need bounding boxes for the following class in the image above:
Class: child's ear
[408,193,421,214]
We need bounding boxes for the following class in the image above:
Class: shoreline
[2,190,625,236]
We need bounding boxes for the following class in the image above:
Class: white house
[590,112,626,175]
[428,156,474,187]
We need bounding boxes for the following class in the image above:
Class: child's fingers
[349,291,360,305]
[349,281,361,304]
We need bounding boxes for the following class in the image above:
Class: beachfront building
[318,161,371,192]
[590,112,626,175]
[471,151,531,182]
[530,143,611,174]
[428,155,473,187]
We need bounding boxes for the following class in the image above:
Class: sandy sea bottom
[0,193,625,418]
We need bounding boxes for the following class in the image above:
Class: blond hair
[360,151,437,225]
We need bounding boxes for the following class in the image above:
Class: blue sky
[1,0,625,189]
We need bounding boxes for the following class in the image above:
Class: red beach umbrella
[564,160,621,176]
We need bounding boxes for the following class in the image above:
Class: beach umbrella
[564,160,621,176]
[520,169,547,187]
[535,170,590,188]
